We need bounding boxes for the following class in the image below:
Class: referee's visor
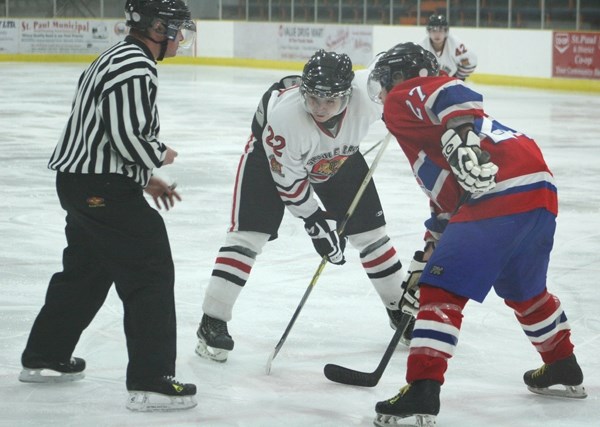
[165,19,196,49]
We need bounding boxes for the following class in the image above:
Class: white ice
[0,62,599,427]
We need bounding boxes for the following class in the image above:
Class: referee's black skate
[387,308,415,346]
[524,354,586,398]
[195,313,234,362]
[127,376,197,411]
[374,379,441,427]
[19,354,86,383]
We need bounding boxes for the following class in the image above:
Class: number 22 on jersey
[265,125,286,157]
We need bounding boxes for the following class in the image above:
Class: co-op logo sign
[554,33,570,54]
[554,32,600,53]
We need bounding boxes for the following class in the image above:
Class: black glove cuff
[303,208,324,226]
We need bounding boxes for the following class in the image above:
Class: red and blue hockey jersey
[383,76,557,237]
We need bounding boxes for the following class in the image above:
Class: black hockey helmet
[125,0,195,41]
[300,49,354,99]
[367,42,439,102]
[426,14,449,32]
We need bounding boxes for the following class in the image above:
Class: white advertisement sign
[234,22,374,66]
[0,18,198,57]
[0,19,19,53]
[19,19,119,54]
[0,19,129,55]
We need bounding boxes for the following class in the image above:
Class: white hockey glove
[400,251,427,316]
[440,128,498,194]
[303,209,346,265]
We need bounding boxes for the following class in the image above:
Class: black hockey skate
[19,354,86,383]
[195,313,234,362]
[374,379,441,427]
[387,308,415,346]
[523,354,587,399]
[127,376,197,411]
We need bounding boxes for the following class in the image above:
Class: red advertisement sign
[553,31,600,79]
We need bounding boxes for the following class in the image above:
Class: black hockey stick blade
[323,312,412,387]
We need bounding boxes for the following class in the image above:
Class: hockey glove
[303,209,346,265]
[400,250,427,316]
[440,128,498,194]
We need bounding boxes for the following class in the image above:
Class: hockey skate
[126,376,197,412]
[195,313,234,362]
[387,308,415,346]
[374,379,441,427]
[19,355,86,383]
[523,354,587,399]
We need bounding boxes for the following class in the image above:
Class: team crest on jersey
[311,155,348,179]
[269,155,284,177]
[86,196,105,208]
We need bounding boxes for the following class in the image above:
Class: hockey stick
[361,137,384,157]
[323,310,412,387]
[322,150,494,385]
[265,133,394,375]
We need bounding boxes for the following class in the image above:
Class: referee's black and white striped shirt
[48,36,166,187]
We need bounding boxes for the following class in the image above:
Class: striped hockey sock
[360,238,404,309]
[505,289,574,364]
[202,246,256,322]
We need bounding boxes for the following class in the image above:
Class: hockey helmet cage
[301,49,354,99]
[367,42,439,103]
[125,0,195,41]
[427,14,449,32]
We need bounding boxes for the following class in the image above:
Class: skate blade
[374,413,436,426]
[195,340,229,363]
[18,368,84,383]
[126,391,197,412]
[527,384,587,399]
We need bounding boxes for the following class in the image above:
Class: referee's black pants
[22,172,177,386]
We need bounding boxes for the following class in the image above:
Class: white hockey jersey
[261,69,382,219]
[420,34,477,80]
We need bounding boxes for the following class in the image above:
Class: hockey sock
[202,246,256,321]
[359,236,404,310]
[505,289,574,364]
[406,285,468,384]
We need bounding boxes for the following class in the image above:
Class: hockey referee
[19,0,197,412]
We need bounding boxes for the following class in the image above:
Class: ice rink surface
[0,62,599,426]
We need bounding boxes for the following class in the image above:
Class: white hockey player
[195,50,414,363]
[420,14,477,80]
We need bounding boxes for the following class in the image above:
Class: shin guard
[356,233,404,310]
[505,289,574,364]
[407,285,468,384]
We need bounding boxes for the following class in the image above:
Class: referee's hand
[145,176,181,211]
[163,147,178,166]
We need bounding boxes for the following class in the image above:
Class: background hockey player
[419,14,477,80]
[19,0,197,412]
[195,49,412,363]
[366,42,586,426]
